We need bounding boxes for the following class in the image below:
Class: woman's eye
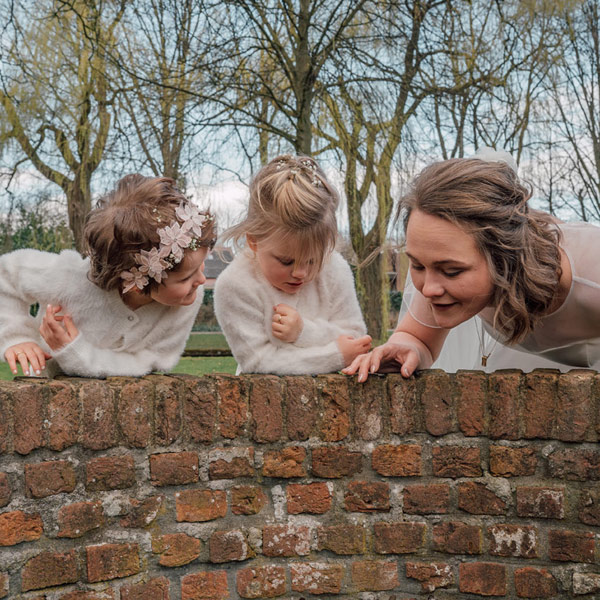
[444,270,463,278]
[410,263,424,271]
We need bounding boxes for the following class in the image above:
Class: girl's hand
[5,342,51,376]
[272,304,303,343]
[336,334,373,367]
[39,304,79,351]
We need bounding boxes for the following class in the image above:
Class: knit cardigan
[0,249,202,378]
[214,250,367,374]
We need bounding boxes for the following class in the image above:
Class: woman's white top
[0,249,203,377]
[214,250,367,374]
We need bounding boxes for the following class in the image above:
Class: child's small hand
[337,334,373,367]
[39,304,79,351]
[5,342,51,376]
[272,304,303,343]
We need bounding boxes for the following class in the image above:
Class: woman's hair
[84,174,216,293]
[222,155,339,275]
[401,157,562,344]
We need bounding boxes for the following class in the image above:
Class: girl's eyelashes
[277,256,294,266]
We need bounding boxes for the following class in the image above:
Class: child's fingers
[5,350,17,375]
[63,315,79,339]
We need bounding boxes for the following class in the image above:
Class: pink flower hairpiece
[120,202,210,293]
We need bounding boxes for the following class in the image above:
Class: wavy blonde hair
[401,158,562,344]
[222,155,339,276]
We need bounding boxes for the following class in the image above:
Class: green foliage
[389,290,403,312]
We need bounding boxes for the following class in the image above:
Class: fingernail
[370,365,375,373]
[358,374,365,383]
[41,365,46,370]
[25,370,30,376]
[35,370,41,375]
[12,370,17,374]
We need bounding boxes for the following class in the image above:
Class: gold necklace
[476,318,498,367]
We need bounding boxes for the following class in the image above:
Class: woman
[344,149,600,381]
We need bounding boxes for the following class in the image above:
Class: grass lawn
[185,332,230,350]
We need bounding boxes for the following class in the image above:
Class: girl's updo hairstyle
[84,174,215,293]
[401,155,562,344]
[223,155,339,276]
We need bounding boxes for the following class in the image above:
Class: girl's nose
[194,269,206,287]
[292,262,308,279]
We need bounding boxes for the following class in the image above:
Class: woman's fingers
[399,351,420,378]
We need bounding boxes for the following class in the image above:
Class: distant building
[204,247,233,289]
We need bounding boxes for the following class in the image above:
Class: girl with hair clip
[214,154,371,375]
[0,174,215,378]
[344,148,600,381]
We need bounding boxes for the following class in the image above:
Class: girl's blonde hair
[223,155,339,275]
[401,158,562,344]
[84,174,216,293]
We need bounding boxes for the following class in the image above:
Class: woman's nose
[421,272,444,297]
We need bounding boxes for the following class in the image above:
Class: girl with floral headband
[0,174,215,378]
[214,154,371,374]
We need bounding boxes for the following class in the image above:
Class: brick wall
[0,370,599,599]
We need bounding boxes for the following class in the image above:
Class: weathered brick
[456,371,486,436]
[579,487,600,526]
[120,495,164,528]
[117,379,153,447]
[176,489,227,522]
[488,371,521,439]
[210,529,253,562]
[488,524,538,558]
[548,529,594,562]
[0,473,10,508]
[403,484,450,514]
[230,485,267,515]
[21,550,78,592]
[0,573,7,599]
[182,571,228,600]
[433,522,482,554]
[421,370,455,435]
[573,572,600,595]
[514,567,557,598]
[0,510,43,546]
[46,381,79,451]
[285,375,317,440]
[216,374,248,439]
[59,591,116,600]
[374,521,426,554]
[372,444,421,477]
[388,375,419,435]
[209,447,254,480]
[555,371,594,441]
[311,446,362,478]
[351,560,399,592]
[317,375,350,441]
[317,524,366,555]
[57,501,104,538]
[262,446,306,478]
[523,371,557,438]
[25,460,76,498]
[80,381,118,450]
[432,445,482,478]
[287,482,331,514]
[152,375,182,445]
[345,480,390,512]
[249,376,282,442]
[291,562,343,595]
[489,445,537,477]
[263,524,311,557]
[459,562,506,596]
[237,565,286,598]
[86,543,140,583]
[86,455,136,491]
[352,376,383,440]
[406,561,453,593]
[458,481,508,515]
[548,448,600,481]
[181,375,217,444]
[120,577,169,600]
[516,487,564,519]
[150,451,198,486]
[152,533,201,567]
[13,384,45,455]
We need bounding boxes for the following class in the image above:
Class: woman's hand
[272,304,303,343]
[5,342,51,376]
[337,334,373,366]
[39,304,79,351]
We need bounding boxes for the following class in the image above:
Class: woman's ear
[246,234,258,252]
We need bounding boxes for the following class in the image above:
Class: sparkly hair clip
[120,202,211,293]
[275,156,321,187]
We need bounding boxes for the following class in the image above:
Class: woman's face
[405,208,494,328]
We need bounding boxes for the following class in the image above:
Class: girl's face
[247,234,316,294]
[405,209,494,328]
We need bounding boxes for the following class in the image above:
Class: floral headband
[120,202,211,293]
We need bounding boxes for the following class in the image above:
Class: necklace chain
[476,318,498,367]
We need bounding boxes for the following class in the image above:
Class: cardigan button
[128,316,134,321]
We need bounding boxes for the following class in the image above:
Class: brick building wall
[0,370,599,599]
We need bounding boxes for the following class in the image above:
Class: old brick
[59,590,115,600]
[403,484,450,514]
[352,376,383,440]
[421,370,455,435]
[555,371,594,441]
[262,446,306,478]
[0,473,10,508]
[21,550,78,592]
[13,384,45,455]
[0,573,7,599]
[287,482,331,514]
[388,375,419,435]
[209,447,254,479]
[345,480,390,512]
[548,448,600,481]
[120,495,164,528]
[573,572,600,595]
[230,485,267,515]
[285,375,317,440]
[210,529,253,563]
[317,375,350,441]
[406,561,453,593]
[57,501,104,538]
[548,529,594,562]
[86,543,140,583]
[80,381,118,450]
[25,460,76,498]
[153,532,201,567]
[216,374,247,439]
[579,487,600,526]
[120,577,169,600]
[351,561,399,592]
[152,375,182,445]
[150,451,198,486]
[488,524,538,558]
[432,445,482,478]
[311,446,362,478]
[181,375,217,444]
[176,489,227,522]
[47,381,79,451]
[263,524,310,557]
[117,379,153,447]
[456,371,486,436]
[249,376,282,442]
[317,524,366,555]
[291,562,343,595]
[459,562,506,596]
[86,455,136,491]
[237,565,286,598]
[374,521,426,554]
[0,510,43,546]
[182,571,228,600]
[372,444,421,477]
[433,522,482,554]
[516,487,564,519]
[488,371,521,439]
[0,385,10,454]
[458,481,508,515]
[489,445,537,477]
[523,371,557,438]
[514,567,557,598]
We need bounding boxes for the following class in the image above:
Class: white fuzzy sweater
[0,249,203,378]
[214,250,367,374]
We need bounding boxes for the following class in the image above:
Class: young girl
[214,154,371,374]
[0,174,215,378]
[344,148,600,380]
